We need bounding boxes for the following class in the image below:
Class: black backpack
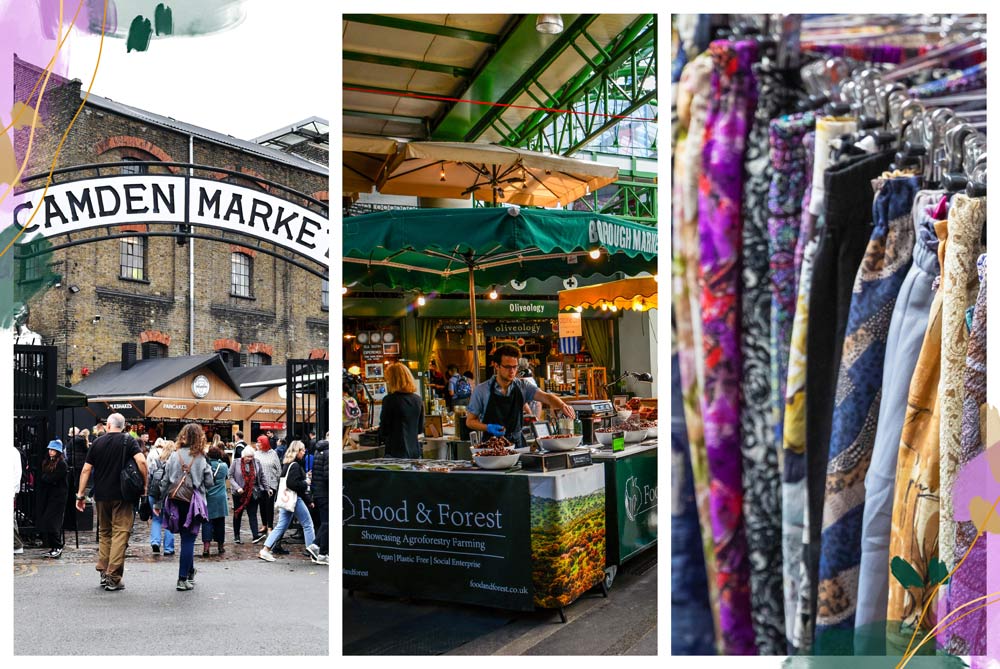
[118,435,144,502]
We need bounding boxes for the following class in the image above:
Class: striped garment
[814,176,918,652]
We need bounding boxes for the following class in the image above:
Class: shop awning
[377,141,618,207]
[344,134,400,195]
[558,276,658,311]
[56,383,88,408]
[343,207,656,294]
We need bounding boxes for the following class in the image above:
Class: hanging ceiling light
[488,285,499,300]
[439,166,446,182]
[536,14,563,34]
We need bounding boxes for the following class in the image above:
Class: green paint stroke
[154,3,173,35]
[102,1,247,40]
[126,15,153,52]
[0,231,60,329]
[928,556,951,586]
[891,556,925,589]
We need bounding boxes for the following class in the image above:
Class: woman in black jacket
[37,439,69,558]
[257,441,318,563]
[379,362,424,458]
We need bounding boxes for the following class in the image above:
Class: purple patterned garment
[942,253,987,656]
[767,112,815,453]
[697,38,758,656]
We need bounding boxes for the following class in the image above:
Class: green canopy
[343,207,657,293]
[343,207,657,381]
[57,383,88,409]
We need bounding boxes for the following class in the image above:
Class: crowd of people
[12,414,330,593]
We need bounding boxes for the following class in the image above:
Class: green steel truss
[472,15,657,158]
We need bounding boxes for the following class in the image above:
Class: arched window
[231,252,253,298]
[120,156,148,175]
[218,348,240,368]
[120,236,146,281]
[141,341,168,359]
[247,352,271,367]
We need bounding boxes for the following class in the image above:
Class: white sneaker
[311,554,329,565]
[306,543,321,561]
[258,548,275,562]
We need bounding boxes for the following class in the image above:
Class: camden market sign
[11,175,328,266]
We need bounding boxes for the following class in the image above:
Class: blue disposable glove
[486,424,505,436]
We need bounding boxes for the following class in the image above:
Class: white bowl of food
[472,450,520,470]
[642,421,657,439]
[595,429,617,447]
[624,428,648,443]
[537,434,583,452]
[617,409,632,422]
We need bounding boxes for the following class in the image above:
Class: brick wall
[12,57,329,385]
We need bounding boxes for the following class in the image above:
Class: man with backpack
[447,364,472,409]
[74,413,147,591]
[233,431,247,460]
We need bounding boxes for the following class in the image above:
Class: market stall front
[343,459,607,617]
[343,207,657,382]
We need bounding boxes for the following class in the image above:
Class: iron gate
[285,359,329,443]
[14,345,57,539]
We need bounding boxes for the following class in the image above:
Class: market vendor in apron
[466,344,575,447]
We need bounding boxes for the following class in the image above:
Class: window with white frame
[231,252,253,297]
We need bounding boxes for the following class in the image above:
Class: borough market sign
[11,174,328,267]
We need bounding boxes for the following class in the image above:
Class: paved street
[343,546,657,655]
[14,524,329,655]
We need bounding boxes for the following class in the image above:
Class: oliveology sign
[11,175,328,266]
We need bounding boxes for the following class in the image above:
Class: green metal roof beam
[505,18,655,147]
[343,50,472,78]
[345,15,500,44]
[434,14,600,142]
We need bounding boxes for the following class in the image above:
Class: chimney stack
[122,342,137,370]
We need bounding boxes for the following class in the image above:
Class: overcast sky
[66,0,332,140]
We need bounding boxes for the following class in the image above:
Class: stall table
[342,459,607,619]
[590,440,657,588]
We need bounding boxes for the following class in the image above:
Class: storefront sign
[482,320,553,338]
[91,400,145,420]
[558,312,582,338]
[11,175,329,267]
[418,299,558,320]
[191,375,211,398]
[588,218,658,256]
[343,469,534,610]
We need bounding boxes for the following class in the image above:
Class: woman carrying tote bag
[258,441,318,563]
[156,423,213,591]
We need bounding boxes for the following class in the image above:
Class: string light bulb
[488,285,499,300]
[574,306,583,313]
[416,293,426,306]
[600,302,608,311]
[341,285,349,295]
[610,305,618,313]
[589,248,601,260]
[439,166,446,182]
[632,297,644,312]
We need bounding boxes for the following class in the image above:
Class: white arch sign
[11,174,329,266]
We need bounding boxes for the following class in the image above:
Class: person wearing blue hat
[37,439,69,558]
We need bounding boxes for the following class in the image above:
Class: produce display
[625,397,643,411]
[595,426,619,433]
[478,436,515,455]
[547,434,576,439]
